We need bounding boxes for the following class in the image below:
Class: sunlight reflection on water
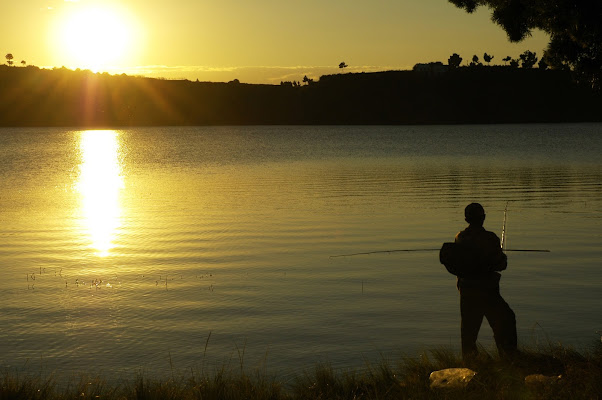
[77,130,124,256]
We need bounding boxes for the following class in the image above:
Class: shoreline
[3,343,601,399]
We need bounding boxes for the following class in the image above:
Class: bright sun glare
[78,130,124,256]
[58,5,135,71]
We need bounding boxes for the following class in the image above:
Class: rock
[429,368,477,389]
[524,374,562,387]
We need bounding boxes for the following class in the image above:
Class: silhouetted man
[454,203,517,358]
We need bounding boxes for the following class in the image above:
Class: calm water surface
[0,124,601,379]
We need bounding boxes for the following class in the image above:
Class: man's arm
[490,233,507,271]
[493,251,507,271]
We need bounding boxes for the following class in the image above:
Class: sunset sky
[3,0,549,84]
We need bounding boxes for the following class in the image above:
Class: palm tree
[5,53,14,66]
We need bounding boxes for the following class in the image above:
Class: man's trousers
[459,286,517,358]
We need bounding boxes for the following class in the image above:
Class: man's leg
[484,290,517,356]
[460,288,485,358]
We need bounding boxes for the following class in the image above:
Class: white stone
[429,368,476,389]
[524,374,562,387]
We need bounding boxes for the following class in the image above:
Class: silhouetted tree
[538,58,549,70]
[469,55,482,67]
[5,53,14,66]
[303,75,309,85]
[339,62,348,72]
[509,59,519,68]
[519,50,538,69]
[483,53,494,65]
[502,56,512,65]
[448,53,462,68]
[448,0,602,88]
[21,60,26,67]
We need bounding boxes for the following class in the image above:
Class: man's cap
[465,203,485,219]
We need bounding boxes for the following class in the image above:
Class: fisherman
[454,203,517,359]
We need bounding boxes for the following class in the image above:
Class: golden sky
[2,0,549,84]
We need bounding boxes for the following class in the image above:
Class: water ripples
[0,125,601,380]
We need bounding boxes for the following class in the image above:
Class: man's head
[465,203,486,226]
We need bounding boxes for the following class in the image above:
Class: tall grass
[1,342,600,399]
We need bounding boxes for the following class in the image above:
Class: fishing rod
[498,202,549,252]
[501,201,508,251]
[330,248,440,258]
[330,202,550,258]
[329,248,549,258]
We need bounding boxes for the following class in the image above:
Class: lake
[0,124,600,380]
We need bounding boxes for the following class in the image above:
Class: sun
[56,5,137,71]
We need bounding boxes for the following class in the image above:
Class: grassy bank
[2,343,601,399]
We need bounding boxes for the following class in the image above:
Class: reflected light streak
[78,130,124,256]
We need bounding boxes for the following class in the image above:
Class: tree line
[448,50,543,69]
[1,64,600,127]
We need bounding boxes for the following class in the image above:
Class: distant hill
[1,65,600,127]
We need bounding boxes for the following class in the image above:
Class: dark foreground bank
[2,344,601,400]
[2,65,602,127]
